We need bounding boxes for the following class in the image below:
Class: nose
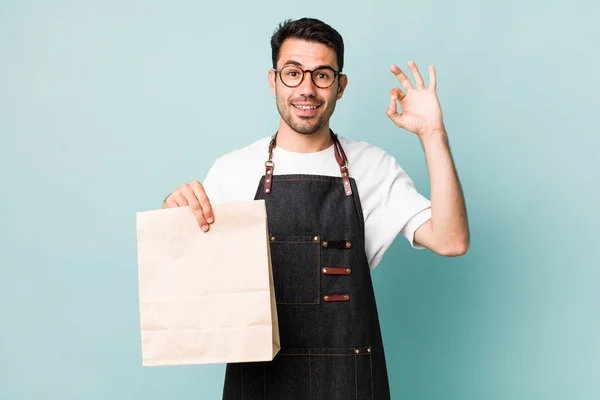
[297,71,318,97]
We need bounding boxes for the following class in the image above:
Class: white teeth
[294,105,318,110]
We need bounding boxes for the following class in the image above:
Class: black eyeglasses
[274,65,340,89]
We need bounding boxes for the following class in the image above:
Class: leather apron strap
[262,129,352,196]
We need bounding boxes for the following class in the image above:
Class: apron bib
[223,131,391,399]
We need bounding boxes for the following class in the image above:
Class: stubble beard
[275,91,337,135]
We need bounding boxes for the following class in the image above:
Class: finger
[194,209,209,232]
[386,104,406,129]
[389,87,406,102]
[169,191,188,207]
[180,184,201,211]
[167,186,209,231]
[390,64,414,91]
[178,183,207,232]
[386,95,398,118]
[386,91,406,129]
[408,61,425,89]
[163,194,180,208]
[191,181,214,225]
[428,65,436,90]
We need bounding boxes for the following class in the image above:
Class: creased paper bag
[136,200,280,366]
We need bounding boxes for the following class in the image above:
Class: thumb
[386,95,405,128]
[386,95,397,117]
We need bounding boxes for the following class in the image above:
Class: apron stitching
[308,349,312,400]
[370,352,374,400]
[355,352,358,400]
[271,238,320,305]
[271,241,315,243]
[317,244,321,304]
[279,353,367,356]
[267,177,345,182]
[351,181,365,237]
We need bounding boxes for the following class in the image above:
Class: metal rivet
[270,236,275,241]
[354,349,359,354]
[346,241,351,248]
[265,189,270,193]
[344,295,349,300]
[367,347,371,353]
[322,241,328,248]
[343,173,347,177]
[267,170,271,175]
[324,296,329,302]
[345,181,349,186]
[346,268,351,274]
[346,191,351,195]
[313,236,318,241]
[266,179,270,183]
[322,268,328,274]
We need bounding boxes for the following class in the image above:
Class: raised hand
[386,61,445,137]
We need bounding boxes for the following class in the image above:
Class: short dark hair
[270,18,344,72]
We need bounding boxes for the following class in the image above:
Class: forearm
[421,130,469,253]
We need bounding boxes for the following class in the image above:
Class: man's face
[269,38,348,135]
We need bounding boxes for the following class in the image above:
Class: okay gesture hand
[386,61,445,137]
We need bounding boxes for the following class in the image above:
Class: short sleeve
[401,207,432,249]
[362,151,431,269]
[200,150,264,205]
[202,158,226,205]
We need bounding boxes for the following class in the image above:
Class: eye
[314,69,334,81]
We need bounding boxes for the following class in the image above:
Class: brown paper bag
[136,200,280,366]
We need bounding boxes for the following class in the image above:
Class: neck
[275,121,333,153]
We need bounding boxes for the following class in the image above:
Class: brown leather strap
[331,132,352,197]
[323,294,350,302]
[321,267,351,275]
[263,130,351,196]
[263,135,276,194]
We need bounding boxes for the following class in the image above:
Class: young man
[163,17,468,400]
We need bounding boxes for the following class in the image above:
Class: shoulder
[337,136,399,173]
[203,136,270,203]
[338,136,395,159]
[212,136,271,171]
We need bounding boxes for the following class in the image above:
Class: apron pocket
[310,347,373,400]
[269,234,320,305]
[264,347,374,400]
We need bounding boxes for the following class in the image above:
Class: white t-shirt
[203,135,432,270]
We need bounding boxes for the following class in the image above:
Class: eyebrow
[281,60,337,70]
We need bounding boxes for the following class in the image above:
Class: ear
[268,69,276,95]
[336,74,348,100]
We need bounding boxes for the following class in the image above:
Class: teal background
[1,0,598,399]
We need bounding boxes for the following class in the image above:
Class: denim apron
[223,130,391,399]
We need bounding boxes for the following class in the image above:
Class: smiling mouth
[293,104,321,110]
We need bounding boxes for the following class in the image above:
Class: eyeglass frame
[273,65,342,89]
